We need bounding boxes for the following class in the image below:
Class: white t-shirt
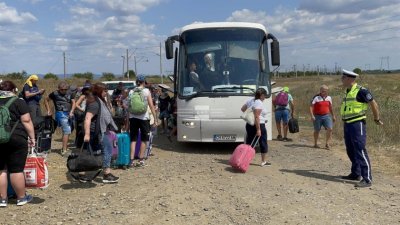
[128,87,151,120]
[245,97,267,124]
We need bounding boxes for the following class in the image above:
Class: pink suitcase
[229,137,259,172]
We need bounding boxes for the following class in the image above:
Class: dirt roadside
[2,129,400,225]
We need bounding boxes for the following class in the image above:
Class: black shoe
[78,175,92,183]
[276,135,283,141]
[355,179,372,188]
[102,173,119,184]
[341,174,362,181]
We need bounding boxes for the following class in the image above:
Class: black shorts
[0,135,28,173]
[129,118,151,142]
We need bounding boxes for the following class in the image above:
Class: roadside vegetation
[274,73,400,175]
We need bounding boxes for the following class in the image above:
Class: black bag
[288,118,299,133]
[67,142,103,172]
[36,129,52,153]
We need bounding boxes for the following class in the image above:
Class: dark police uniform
[341,83,374,183]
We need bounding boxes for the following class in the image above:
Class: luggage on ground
[134,130,141,159]
[229,137,259,173]
[67,142,103,172]
[144,130,154,159]
[7,173,16,198]
[115,132,130,167]
[288,118,299,133]
[36,129,52,153]
[24,148,49,189]
[107,130,118,158]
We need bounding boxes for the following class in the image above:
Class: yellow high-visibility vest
[340,83,368,123]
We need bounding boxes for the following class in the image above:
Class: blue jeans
[55,111,72,135]
[313,114,333,131]
[101,132,113,168]
[275,109,290,124]
[87,132,112,169]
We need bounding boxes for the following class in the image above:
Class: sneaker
[136,160,146,167]
[341,174,362,181]
[0,198,7,207]
[355,179,372,188]
[261,161,272,167]
[16,194,33,206]
[276,135,283,141]
[78,175,92,183]
[282,137,292,142]
[102,173,119,184]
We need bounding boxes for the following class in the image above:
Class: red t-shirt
[311,95,332,115]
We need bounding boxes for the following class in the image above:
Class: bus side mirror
[165,38,174,59]
[270,40,280,66]
[165,35,179,60]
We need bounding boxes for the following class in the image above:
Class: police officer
[340,69,383,188]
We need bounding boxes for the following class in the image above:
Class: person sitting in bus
[188,62,205,91]
[200,52,220,90]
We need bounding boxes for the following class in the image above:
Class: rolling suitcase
[7,173,16,198]
[229,137,259,173]
[36,129,52,153]
[134,130,141,159]
[144,130,154,159]
[107,131,118,159]
[115,132,130,167]
[133,129,153,159]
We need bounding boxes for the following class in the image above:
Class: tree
[101,72,115,81]
[4,71,27,80]
[353,68,362,75]
[73,72,93,80]
[125,70,136,79]
[43,73,59,80]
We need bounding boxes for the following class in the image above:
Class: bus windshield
[178,28,271,98]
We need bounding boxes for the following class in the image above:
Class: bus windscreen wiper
[212,86,255,93]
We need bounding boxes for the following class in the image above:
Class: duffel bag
[67,142,103,172]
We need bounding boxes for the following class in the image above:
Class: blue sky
[0,0,399,76]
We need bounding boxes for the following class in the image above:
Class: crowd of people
[0,74,179,207]
[0,68,383,207]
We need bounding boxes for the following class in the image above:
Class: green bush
[101,72,115,81]
[73,72,93,80]
[43,73,59,80]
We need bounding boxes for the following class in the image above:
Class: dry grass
[273,73,400,176]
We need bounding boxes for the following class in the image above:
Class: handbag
[67,142,103,172]
[24,148,49,189]
[240,107,255,126]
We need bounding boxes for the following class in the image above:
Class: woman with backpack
[128,75,158,167]
[0,81,36,207]
[83,83,119,183]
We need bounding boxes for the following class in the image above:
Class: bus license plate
[213,135,236,142]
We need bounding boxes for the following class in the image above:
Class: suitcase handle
[250,136,260,148]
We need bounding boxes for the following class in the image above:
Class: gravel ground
[2,128,400,225]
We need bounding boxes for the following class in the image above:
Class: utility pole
[121,56,125,76]
[134,55,137,76]
[160,42,163,84]
[63,51,66,79]
[126,49,130,80]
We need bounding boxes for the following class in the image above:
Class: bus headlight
[182,121,195,127]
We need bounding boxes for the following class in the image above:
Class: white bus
[165,22,280,142]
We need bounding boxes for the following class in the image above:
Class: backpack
[0,97,19,144]
[129,88,148,115]
[275,91,289,106]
